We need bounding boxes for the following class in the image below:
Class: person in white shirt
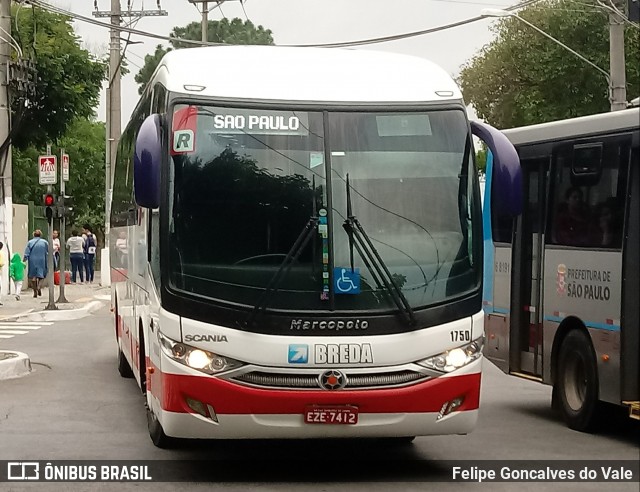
[66,230,85,283]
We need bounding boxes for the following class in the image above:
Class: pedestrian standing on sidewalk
[23,229,48,298]
[52,229,61,271]
[66,230,85,284]
[9,253,25,300]
[83,224,97,284]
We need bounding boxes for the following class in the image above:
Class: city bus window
[491,196,514,244]
[549,138,628,249]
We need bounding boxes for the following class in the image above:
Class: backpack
[85,234,97,255]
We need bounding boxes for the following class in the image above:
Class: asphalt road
[0,305,637,491]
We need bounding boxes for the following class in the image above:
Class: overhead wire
[598,0,640,29]
[28,0,543,49]
[28,0,215,47]
[568,0,640,28]
[240,0,250,22]
[0,26,24,57]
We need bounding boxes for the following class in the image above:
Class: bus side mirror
[471,120,522,216]
[134,114,162,209]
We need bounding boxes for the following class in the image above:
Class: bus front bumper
[149,358,482,439]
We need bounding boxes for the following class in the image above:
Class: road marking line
[0,322,53,326]
[0,325,41,330]
[0,330,30,335]
[0,334,15,339]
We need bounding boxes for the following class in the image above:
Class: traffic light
[43,193,55,221]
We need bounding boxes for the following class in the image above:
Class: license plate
[304,405,358,425]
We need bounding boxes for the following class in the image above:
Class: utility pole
[609,0,627,111]
[0,0,11,299]
[93,1,167,285]
[45,145,56,311]
[202,2,208,42]
[188,0,225,43]
[107,0,121,249]
[57,149,69,303]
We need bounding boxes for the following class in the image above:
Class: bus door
[511,157,548,377]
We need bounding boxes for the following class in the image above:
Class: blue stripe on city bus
[482,152,494,308]
[543,315,620,332]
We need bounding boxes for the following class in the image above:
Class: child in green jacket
[9,253,26,300]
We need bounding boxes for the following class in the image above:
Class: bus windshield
[168,104,480,314]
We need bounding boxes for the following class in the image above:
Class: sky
[49,0,512,124]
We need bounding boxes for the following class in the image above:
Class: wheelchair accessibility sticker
[334,268,361,294]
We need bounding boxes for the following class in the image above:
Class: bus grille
[231,370,428,390]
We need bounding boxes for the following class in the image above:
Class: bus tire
[555,330,601,432]
[147,404,174,448]
[117,341,134,379]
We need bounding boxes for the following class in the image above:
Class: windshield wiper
[342,174,416,326]
[247,181,320,327]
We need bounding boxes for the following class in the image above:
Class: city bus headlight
[417,337,484,373]
[158,331,243,375]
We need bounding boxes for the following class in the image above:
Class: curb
[0,351,32,380]
[15,300,105,323]
[0,308,35,322]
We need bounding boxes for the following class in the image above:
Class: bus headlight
[417,337,484,373]
[158,331,243,375]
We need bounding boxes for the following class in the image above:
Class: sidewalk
[0,272,110,380]
[0,271,110,321]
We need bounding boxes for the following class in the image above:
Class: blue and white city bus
[483,108,639,431]
[111,45,521,446]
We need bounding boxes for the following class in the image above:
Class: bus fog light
[186,397,208,418]
[417,337,484,373]
[437,396,465,420]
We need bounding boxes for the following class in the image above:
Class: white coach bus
[110,45,521,447]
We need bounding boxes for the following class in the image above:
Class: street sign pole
[57,149,69,303]
[44,144,57,310]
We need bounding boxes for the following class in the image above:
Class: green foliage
[11,6,106,149]
[475,145,487,175]
[134,44,171,95]
[13,119,106,236]
[171,18,274,48]
[135,18,274,94]
[459,0,640,128]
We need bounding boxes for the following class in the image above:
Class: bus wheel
[555,330,600,432]
[117,340,134,378]
[146,403,174,448]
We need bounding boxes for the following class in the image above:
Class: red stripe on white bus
[156,371,481,415]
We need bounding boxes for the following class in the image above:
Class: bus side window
[549,138,628,249]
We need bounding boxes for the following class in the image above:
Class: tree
[12,119,105,235]
[134,18,274,94]
[11,6,106,149]
[459,0,640,128]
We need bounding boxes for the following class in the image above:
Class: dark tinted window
[549,137,629,249]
